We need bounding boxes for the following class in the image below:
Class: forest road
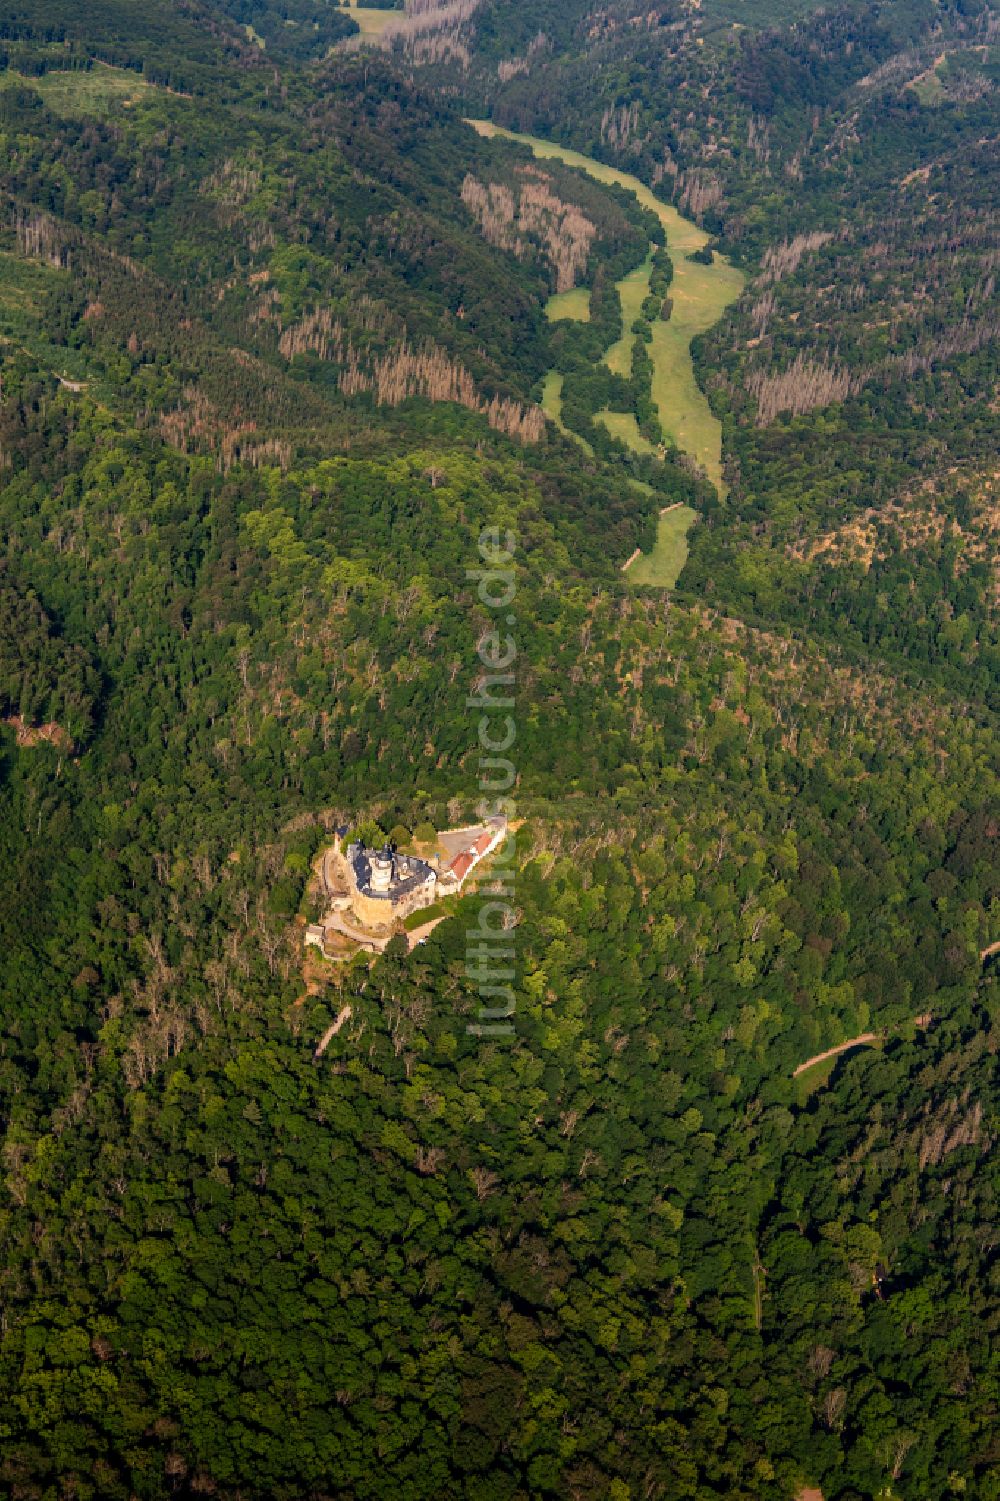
[314,1005,352,1059]
[792,1034,879,1078]
[792,991,987,1079]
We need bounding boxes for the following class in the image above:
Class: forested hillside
[0,0,998,1498]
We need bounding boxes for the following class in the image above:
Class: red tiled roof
[473,830,495,857]
[448,851,475,883]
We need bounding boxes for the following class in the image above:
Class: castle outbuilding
[437,816,506,892]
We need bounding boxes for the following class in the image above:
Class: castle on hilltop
[305,815,508,955]
[346,841,438,928]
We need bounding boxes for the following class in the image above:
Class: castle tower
[370,847,394,894]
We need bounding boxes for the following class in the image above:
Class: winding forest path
[792,1033,880,1078]
[792,998,978,1081]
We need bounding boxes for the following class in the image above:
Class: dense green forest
[0,0,998,1497]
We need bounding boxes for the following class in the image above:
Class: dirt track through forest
[792,1034,880,1078]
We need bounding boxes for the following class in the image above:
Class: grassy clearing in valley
[23,64,157,116]
[0,251,94,388]
[909,53,947,104]
[626,504,697,588]
[541,370,594,456]
[467,120,711,250]
[648,256,742,493]
[545,287,591,322]
[602,250,654,375]
[595,410,656,456]
[345,1,400,39]
[467,121,744,494]
[0,252,55,324]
